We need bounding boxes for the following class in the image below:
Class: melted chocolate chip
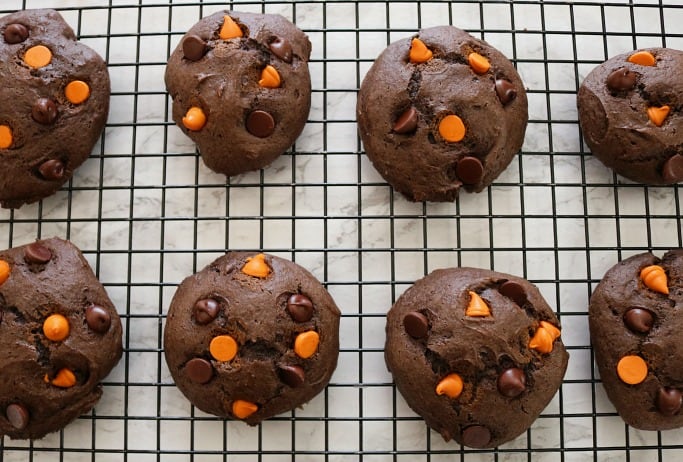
[462,425,491,448]
[32,98,58,125]
[185,358,213,384]
[4,24,29,44]
[403,311,429,339]
[6,403,29,430]
[193,298,220,324]
[246,110,275,138]
[279,364,305,387]
[24,242,52,264]
[662,154,683,184]
[269,37,293,63]
[86,305,111,333]
[498,280,527,307]
[183,34,207,61]
[286,294,314,322]
[393,107,418,134]
[495,79,517,105]
[455,157,484,185]
[623,307,654,334]
[657,387,682,415]
[497,368,526,398]
[38,159,65,181]
[606,68,637,92]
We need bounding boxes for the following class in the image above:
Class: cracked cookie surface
[164,252,340,424]
[0,9,110,208]
[357,26,528,202]
[0,238,122,439]
[165,11,311,177]
[385,267,568,448]
[590,250,683,430]
[577,48,683,184]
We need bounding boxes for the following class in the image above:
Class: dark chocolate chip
[495,79,517,106]
[279,364,305,387]
[269,37,293,63]
[32,98,58,125]
[606,68,637,92]
[86,305,111,334]
[287,294,314,322]
[182,34,207,61]
[246,110,275,138]
[657,387,682,415]
[6,403,29,430]
[403,311,429,339]
[185,358,213,384]
[4,24,29,44]
[455,156,484,185]
[497,368,526,398]
[662,154,683,184]
[193,298,220,325]
[623,307,654,334]
[38,159,65,181]
[462,425,491,448]
[499,280,527,307]
[393,107,418,134]
[24,242,52,264]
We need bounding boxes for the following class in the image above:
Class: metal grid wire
[1,0,683,460]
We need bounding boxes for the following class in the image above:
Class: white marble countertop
[1,1,682,460]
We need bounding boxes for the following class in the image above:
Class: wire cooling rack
[1,0,683,460]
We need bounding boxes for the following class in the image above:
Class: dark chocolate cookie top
[165,11,311,177]
[0,238,122,439]
[0,9,110,208]
[164,252,340,424]
[590,250,683,430]
[357,26,528,202]
[578,48,683,184]
[385,268,568,448]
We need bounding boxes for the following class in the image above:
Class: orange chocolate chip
[232,399,258,419]
[0,260,10,285]
[409,38,432,64]
[241,253,271,278]
[24,45,52,68]
[540,320,561,341]
[182,106,206,131]
[294,330,319,359]
[43,314,69,342]
[438,114,466,142]
[465,291,491,317]
[617,355,648,385]
[436,373,464,399]
[628,50,656,66]
[209,335,238,362]
[219,15,243,40]
[259,65,281,88]
[647,106,670,127]
[468,52,490,74]
[65,81,90,104]
[50,368,76,388]
[529,321,561,354]
[640,265,669,294]
[0,125,13,149]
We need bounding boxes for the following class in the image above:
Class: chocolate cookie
[357,26,528,202]
[589,250,683,430]
[0,9,110,208]
[0,238,123,439]
[385,268,568,448]
[165,11,311,177]
[164,252,340,424]
[577,48,683,184]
